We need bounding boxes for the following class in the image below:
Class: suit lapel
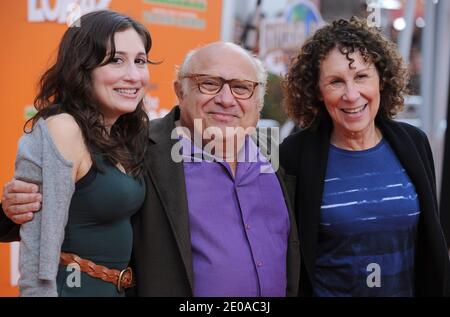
[146,107,194,291]
[377,119,436,211]
[251,128,301,295]
[276,167,301,296]
[298,120,331,281]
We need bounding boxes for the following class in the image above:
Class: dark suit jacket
[280,115,450,296]
[0,208,19,242]
[1,106,301,297]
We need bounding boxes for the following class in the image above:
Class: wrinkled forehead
[189,47,258,81]
[319,47,378,77]
[323,46,375,68]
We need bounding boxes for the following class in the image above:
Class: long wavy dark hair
[283,16,408,129]
[27,10,156,177]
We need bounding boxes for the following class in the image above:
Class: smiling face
[175,43,260,139]
[318,47,381,143]
[91,28,149,126]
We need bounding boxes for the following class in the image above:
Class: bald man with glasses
[1,42,300,297]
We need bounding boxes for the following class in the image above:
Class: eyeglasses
[181,74,260,100]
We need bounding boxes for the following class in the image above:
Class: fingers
[1,178,42,225]
[3,201,41,223]
[3,192,42,206]
[4,179,39,194]
[4,201,41,214]
[11,212,35,225]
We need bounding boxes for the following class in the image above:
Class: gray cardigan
[16,119,74,296]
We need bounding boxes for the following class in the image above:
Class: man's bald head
[176,42,267,110]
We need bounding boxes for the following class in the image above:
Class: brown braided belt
[60,252,134,292]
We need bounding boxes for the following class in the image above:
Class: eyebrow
[321,66,374,79]
[114,51,147,56]
[194,74,258,82]
[356,66,375,72]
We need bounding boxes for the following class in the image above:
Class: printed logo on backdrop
[27,0,111,24]
[66,2,81,27]
[24,105,37,120]
[142,0,208,29]
[144,94,170,120]
[259,0,324,76]
[144,0,207,11]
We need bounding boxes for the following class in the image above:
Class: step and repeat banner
[0,0,222,296]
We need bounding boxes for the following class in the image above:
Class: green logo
[144,0,207,11]
[24,106,37,120]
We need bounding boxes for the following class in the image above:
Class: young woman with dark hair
[15,10,155,296]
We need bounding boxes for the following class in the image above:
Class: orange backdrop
[0,0,222,296]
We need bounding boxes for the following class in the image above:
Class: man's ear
[174,81,184,102]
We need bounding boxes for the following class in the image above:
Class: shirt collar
[179,132,268,165]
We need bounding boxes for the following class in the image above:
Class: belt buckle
[117,267,132,293]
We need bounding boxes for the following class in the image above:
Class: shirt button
[245,224,251,230]
[256,261,263,267]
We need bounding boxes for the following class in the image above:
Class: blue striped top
[314,139,420,297]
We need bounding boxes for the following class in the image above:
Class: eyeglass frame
[180,73,261,100]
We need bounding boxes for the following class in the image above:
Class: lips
[340,103,368,114]
[114,88,139,97]
[208,111,239,121]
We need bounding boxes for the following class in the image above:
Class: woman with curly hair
[280,16,450,296]
[6,10,155,296]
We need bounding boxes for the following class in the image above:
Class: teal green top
[56,154,145,297]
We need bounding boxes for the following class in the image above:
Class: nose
[214,83,236,107]
[124,63,142,82]
[342,82,360,102]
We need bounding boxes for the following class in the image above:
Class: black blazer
[0,210,18,242]
[280,116,450,297]
[129,106,300,296]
